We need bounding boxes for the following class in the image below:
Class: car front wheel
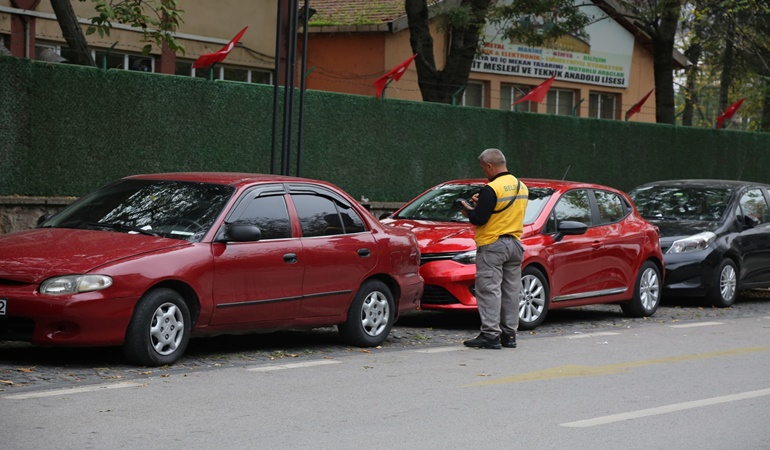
[621,260,661,317]
[339,280,394,347]
[123,288,191,366]
[707,258,738,307]
[519,267,549,330]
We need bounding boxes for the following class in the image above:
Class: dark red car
[382,178,664,330]
[0,173,423,366]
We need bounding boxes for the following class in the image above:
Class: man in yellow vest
[458,148,528,349]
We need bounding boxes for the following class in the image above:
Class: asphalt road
[2,292,769,449]
[1,291,769,392]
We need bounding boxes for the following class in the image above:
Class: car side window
[738,188,770,224]
[293,194,363,237]
[595,190,625,224]
[235,195,292,240]
[545,189,592,232]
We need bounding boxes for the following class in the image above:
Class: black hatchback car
[629,179,770,307]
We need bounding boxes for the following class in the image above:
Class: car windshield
[629,185,733,222]
[40,179,235,242]
[394,183,553,224]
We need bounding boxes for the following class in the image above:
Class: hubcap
[150,302,185,356]
[361,291,390,337]
[720,264,737,301]
[639,267,661,310]
[519,275,545,324]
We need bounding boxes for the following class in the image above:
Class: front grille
[0,317,35,341]
[420,252,462,266]
[421,285,461,305]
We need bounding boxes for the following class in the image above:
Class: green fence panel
[2,56,770,202]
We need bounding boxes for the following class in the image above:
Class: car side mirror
[554,220,588,242]
[37,214,52,227]
[218,222,262,242]
[738,215,760,229]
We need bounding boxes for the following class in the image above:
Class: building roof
[309,0,409,25]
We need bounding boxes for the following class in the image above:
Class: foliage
[486,0,592,48]
[80,0,185,54]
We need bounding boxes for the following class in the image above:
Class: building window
[546,89,575,116]
[500,84,534,112]
[462,82,484,107]
[589,92,617,119]
[191,64,271,84]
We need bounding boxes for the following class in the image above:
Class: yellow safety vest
[474,175,528,246]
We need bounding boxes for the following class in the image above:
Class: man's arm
[468,186,496,225]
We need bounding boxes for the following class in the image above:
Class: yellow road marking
[466,347,770,387]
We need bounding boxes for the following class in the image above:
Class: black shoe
[463,333,502,349]
[501,333,517,348]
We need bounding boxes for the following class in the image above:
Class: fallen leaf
[15,367,36,373]
[140,371,153,375]
[0,380,14,385]
[160,373,170,378]
[476,373,491,377]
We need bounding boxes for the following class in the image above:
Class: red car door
[546,189,610,301]
[289,189,377,318]
[210,189,304,326]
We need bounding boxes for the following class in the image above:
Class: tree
[404,0,591,104]
[50,0,184,66]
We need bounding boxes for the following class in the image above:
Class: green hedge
[2,56,769,201]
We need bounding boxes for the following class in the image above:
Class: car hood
[383,219,475,253]
[646,220,719,239]
[383,218,536,254]
[0,228,189,283]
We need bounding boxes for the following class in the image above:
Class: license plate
[0,299,5,315]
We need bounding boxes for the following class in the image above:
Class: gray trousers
[475,236,524,338]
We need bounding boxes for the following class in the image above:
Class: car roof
[124,172,324,188]
[439,178,621,191]
[631,179,770,190]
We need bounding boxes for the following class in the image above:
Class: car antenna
[562,165,571,180]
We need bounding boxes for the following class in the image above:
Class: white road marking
[3,382,142,400]
[566,332,620,339]
[247,360,341,372]
[669,321,723,328]
[561,387,770,427]
[415,346,464,353]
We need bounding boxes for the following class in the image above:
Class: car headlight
[452,250,477,265]
[667,231,717,254]
[40,275,113,295]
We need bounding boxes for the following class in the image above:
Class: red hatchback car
[0,173,423,366]
[382,178,664,330]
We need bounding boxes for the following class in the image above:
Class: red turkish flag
[626,88,654,120]
[373,54,417,98]
[193,26,248,69]
[716,98,745,129]
[512,75,556,106]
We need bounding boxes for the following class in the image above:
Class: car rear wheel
[338,280,394,347]
[621,261,661,317]
[123,288,191,366]
[519,267,549,330]
[707,258,738,307]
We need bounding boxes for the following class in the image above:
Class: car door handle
[358,248,371,257]
[283,253,298,264]
[591,241,602,248]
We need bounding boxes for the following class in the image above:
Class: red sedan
[382,178,663,330]
[0,173,423,366]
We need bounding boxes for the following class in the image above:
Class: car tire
[707,258,738,307]
[123,288,191,366]
[621,260,661,317]
[519,267,549,330]
[338,280,394,347]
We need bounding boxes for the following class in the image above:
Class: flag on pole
[512,75,556,106]
[625,88,654,121]
[716,98,745,129]
[374,54,417,99]
[193,26,248,69]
